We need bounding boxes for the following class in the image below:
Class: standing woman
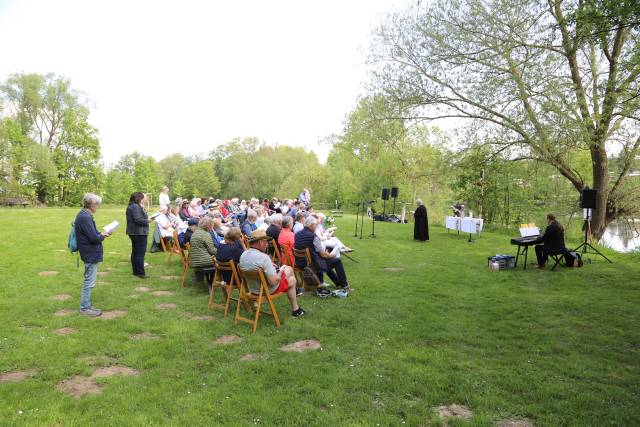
[126,192,154,278]
[75,193,111,316]
[413,199,429,242]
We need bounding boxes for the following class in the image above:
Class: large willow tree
[370,0,639,238]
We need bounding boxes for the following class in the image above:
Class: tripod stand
[573,211,612,263]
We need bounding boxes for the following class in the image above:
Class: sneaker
[295,287,304,296]
[316,287,332,298]
[79,308,102,317]
[292,307,306,317]
[331,289,349,298]
[302,267,321,287]
[336,284,352,292]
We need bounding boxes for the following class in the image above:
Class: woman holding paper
[126,192,154,279]
[75,193,111,317]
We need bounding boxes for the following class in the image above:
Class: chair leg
[252,292,263,334]
[265,294,280,328]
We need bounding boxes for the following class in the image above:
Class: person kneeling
[239,230,305,317]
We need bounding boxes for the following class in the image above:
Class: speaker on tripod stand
[574,187,612,263]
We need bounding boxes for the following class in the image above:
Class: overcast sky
[0,0,409,166]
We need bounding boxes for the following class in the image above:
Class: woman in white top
[159,186,170,207]
[314,213,352,252]
[155,206,175,238]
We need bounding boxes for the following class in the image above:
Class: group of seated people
[153,192,353,317]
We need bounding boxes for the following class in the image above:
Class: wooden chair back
[279,244,294,267]
[293,247,314,290]
[235,267,283,333]
[180,242,191,287]
[268,239,282,265]
[208,258,244,317]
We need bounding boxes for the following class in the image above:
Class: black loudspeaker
[391,187,399,198]
[381,188,390,200]
[580,188,597,209]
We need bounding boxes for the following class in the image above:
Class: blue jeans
[80,262,98,310]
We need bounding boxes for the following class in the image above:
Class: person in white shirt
[159,186,170,208]
[155,205,175,238]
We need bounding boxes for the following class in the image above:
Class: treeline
[0,73,590,229]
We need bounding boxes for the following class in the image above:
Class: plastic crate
[488,255,516,270]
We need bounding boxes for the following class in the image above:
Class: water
[599,220,640,252]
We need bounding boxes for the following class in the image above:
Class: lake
[599,220,640,252]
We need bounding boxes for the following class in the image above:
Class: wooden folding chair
[279,244,294,267]
[268,238,282,265]
[208,259,247,317]
[235,267,284,333]
[159,234,175,266]
[293,247,315,291]
[180,242,191,287]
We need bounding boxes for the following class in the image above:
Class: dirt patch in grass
[56,376,102,399]
[54,309,75,317]
[54,327,78,336]
[134,287,152,292]
[156,303,177,310]
[130,332,160,340]
[129,294,140,299]
[213,335,243,345]
[150,290,174,296]
[382,267,404,272]
[91,365,140,378]
[49,294,72,301]
[498,419,536,427]
[180,312,194,318]
[98,310,127,320]
[192,315,214,321]
[240,353,264,361]
[0,370,36,383]
[97,271,109,276]
[107,251,119,255]
[97,281,111,286]
[435,404,473,421]
[280,339,322,353]
[38,271,59,276]
[160,275,178,280]
[79,355,117,366]
[144,262,151,268]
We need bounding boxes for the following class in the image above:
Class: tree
[370,0,640,238]
[0,73,103,204]
[180,160,221,199]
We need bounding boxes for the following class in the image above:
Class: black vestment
[413,205,429,241]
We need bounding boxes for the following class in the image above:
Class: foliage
[368,0,640,238]
[0,73,103,205]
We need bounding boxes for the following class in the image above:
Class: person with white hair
[75,193,112,317]
[314,212,352,252]
[294,215,350,293]
[266,213,283,242]
[155,205,175,238]
[413,199,429,241]
[241,210,258,236]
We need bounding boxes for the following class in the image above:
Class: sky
[0,0,410,166]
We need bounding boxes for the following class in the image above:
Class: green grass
[0,207,639,426]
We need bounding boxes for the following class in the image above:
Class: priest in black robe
[413,199,429,241]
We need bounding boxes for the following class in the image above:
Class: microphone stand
[369,202,376,238]
[354,201,360,237]
[359,202,365,240]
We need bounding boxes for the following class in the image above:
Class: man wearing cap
[239,230,305,317]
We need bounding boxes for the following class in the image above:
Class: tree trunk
[590,145,610,240]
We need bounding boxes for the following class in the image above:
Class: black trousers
[535,245,567,266]
[319,257,348,288]
[129,234,148,276]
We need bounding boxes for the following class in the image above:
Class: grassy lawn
[1,207,639,426]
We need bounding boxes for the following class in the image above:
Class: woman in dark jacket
[75,193,111,316]
[126,192,154,278]
[534,213,568,268]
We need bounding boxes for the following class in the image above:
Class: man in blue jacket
[75,193,111,316]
